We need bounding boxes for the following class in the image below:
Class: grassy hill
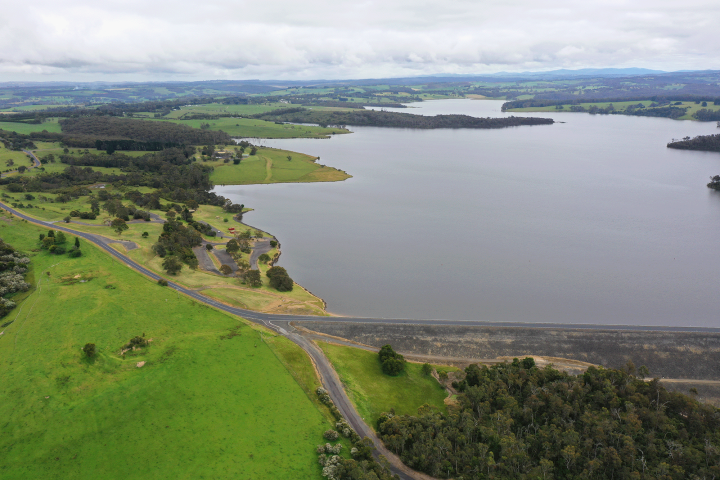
[0,213,334,479]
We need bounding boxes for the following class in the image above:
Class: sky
[1,0,718,81]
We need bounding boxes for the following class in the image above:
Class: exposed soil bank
[298,322,720,380]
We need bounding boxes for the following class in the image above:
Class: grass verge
[317,342,452,427]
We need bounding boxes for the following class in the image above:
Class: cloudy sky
[1,0,718,81]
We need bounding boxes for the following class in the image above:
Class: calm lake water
[216,100,720,327]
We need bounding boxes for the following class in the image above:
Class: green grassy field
[153,117,349,139]
[0,145,32,172]
[209,147,351,185]
[0,214,334,479]
[0,119,62,134]
[318,343,452,426]
[160,102,290,119]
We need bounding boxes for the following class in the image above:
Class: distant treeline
[59,117,230,148]
[667,134,720,153]
[503,95,720,118]
[255,109,553,129]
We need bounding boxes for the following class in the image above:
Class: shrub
[378,344,406,376]
[258,253,270,264]
[421,363,433,376]
[243,269,262,287]
[157,279,168,286]
[266,266,293,291]
[219,264,232,275]
[68,246,82,257]
[83,343,96,357]
[323,430,340,441]
[269,240,278,248]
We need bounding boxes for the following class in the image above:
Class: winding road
[3,195,720,479]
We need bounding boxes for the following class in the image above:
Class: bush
[157,279,168,286]
[266,266,293,291]
[378,344,406,376]
[421,363,432,376]
[83,343,96,357]
[68,246,82,257]
[258,253,270,264]
[162,255,183,275]
[269,240,278,248]
[243,269,262,287]
[323,429,340,441]
[219,264,232,275]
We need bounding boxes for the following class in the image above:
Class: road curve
[0,201,413,479]
[3,201,720,480]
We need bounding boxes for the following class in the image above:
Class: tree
[287,155,292,161]
[258,253,270,264]
[83,343,96,358]
[269,240,278,248]
[266,266,293,291]
[421,363,433,376]
[378,344,405,376]
[111,218,128,235]
[225,239,240,254]
[5,159,13,167]
[141,231,149,238]
[17,166,26,173]
[162,255,183,275]
[74,237,80,248]
[250,147,257,155]
[63,216,71,223]
[219,264,233,275]
[244,269,262,287]
[205,243,213,251]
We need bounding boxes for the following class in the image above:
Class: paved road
[249,238,273,270]
[4,201,720,480]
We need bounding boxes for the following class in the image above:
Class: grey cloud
[0,0,718,80]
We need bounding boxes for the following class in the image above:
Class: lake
[215,99,720,327]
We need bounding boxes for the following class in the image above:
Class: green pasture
[209,147,350,185]
[0,119,62,134]
[155,117,349,139]
[162,102,290,119]
[0,215,333,479]
[318,343,453,426]
[0,145,32,171]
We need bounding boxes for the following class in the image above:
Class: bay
[215,100,720,327]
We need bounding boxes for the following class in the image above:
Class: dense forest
[377,360,720,479]
[667,134,720,153]
[0,148,226,207]
[255,109,554,129]
[59,116,231,149]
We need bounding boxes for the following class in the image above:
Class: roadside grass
[0,214,333,480]
[153,117,349,139]
[0,119,62,134]
[209,147,351,185]
[318,343,453,427]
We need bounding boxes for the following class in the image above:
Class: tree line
[255,109,554,129]
[377,359,719,479]
[59,116,231,150]
[667,134,720,153]
[0,238,30,319]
